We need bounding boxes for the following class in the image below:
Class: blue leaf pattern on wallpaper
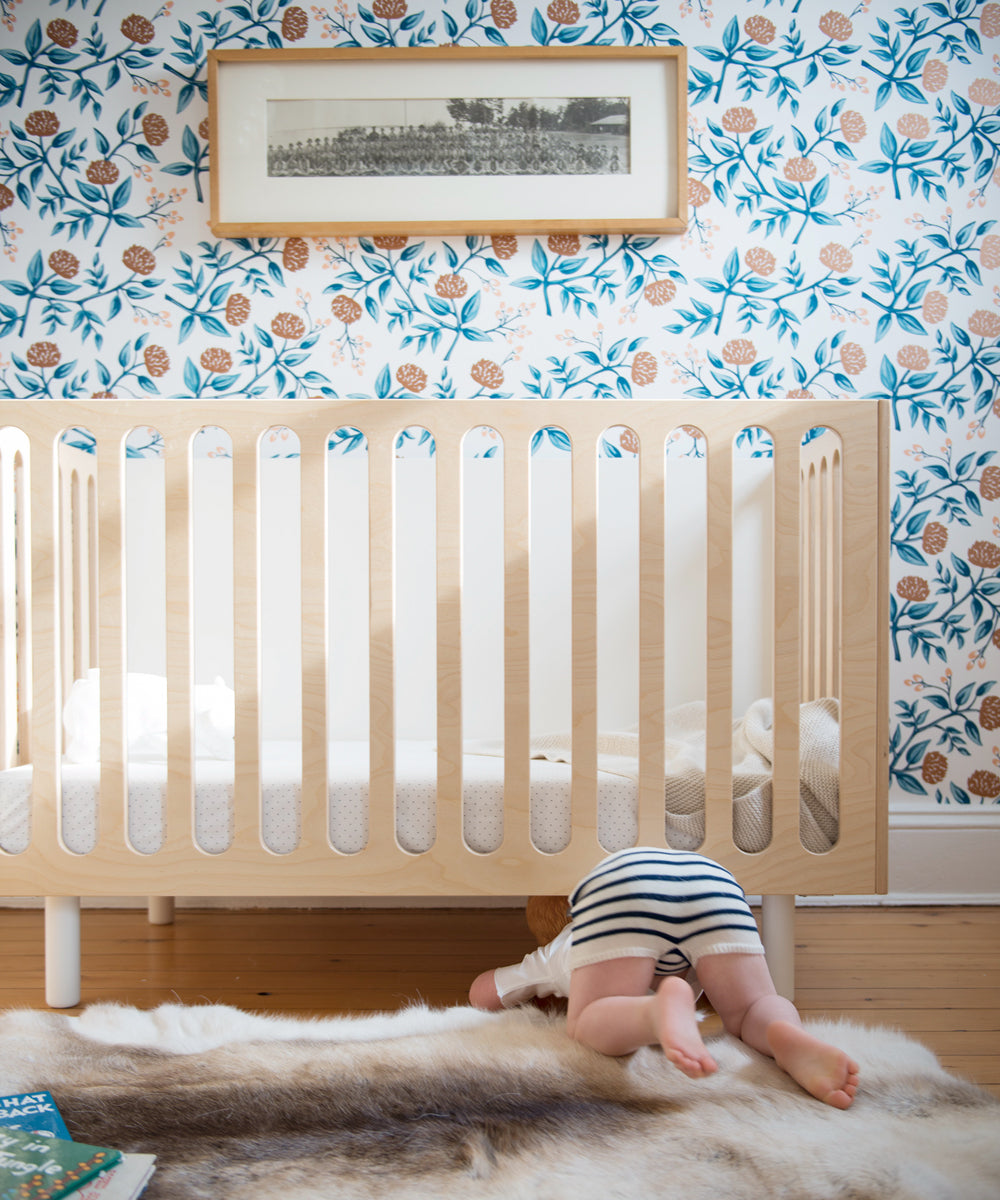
[2,0,999,807]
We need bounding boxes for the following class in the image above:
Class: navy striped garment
[568,847,765,977]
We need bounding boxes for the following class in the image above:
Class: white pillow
[62,670,235,762]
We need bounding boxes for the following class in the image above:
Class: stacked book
[0,1091,155,1200]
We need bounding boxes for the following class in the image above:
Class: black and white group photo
[266,95,631,178]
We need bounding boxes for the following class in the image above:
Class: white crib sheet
[0,740,638,859]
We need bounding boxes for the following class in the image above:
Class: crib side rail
[0,399,887,900]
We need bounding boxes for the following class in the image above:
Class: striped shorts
[568,847,765,978]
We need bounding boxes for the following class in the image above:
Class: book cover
[74,1155,156,1200]
[0,1127,121,1200]
[0,1096,71,1142]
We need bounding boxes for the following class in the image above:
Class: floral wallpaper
[1,0,998,810]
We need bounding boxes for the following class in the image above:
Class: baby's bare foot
[654,977,717,1078]
[767,1020,859,1109]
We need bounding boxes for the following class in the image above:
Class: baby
[470,846,859,1109]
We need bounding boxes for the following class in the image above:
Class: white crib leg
[761,893,795,1001]
[45,896,81,1009]
[147,896,175,925]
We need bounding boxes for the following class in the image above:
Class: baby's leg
[567,957,717,1077]
[695,953,859,1109]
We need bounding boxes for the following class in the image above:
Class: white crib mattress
[0,699,842,863]
[0,740,639,859]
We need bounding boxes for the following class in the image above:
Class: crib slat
[164,430,194,853]
[637,423,666,846]
[503,421,532,858]
[299,430,328,853]
[96,433,127,848]
[771,426,801,852]
[435,426,464,857]
[232,429,262,853]
[28,428,62,861]
[368,428,396,852]
[703,427,734,856]
[571,428,599,842]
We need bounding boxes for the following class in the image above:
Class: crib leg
[45,896,81,1009]
[147,896,175,925]
[761,894,795,1002]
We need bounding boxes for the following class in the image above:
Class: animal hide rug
[0,1002,997,1200]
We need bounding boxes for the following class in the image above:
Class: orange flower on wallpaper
[121,14,155,43]
[331,295,363,324]
[48,249,79,278]
[820,243,853,272]
[225,293,251,326]
[395,363,427,393]
[26,341,60,368]
[688,178,711,207]
[922,751,948,784]
[24,110,59,136]
[282,238,309,272]
[143,345,170,377]
[372,0,407,17]
[745,247,775,275]
[630,352,657,387]
[982,697,1000,732]
[547,234,581,257]
[783,157,817,182]
[142,114,169,146]
[968,770,1000,799]
[434,274,468,298]
[922,290,948,323]
[271,312,305,340]
[982,2,1000,36]
[643,279,676,305]
[839,110,867,142]
[980,234,1000,269]
[490,0,517,27]
[980,466,1000,501]
[281,5,308,38]
[547,0,579,23]
[969,78,1000,106]
[200,347,233,374]
[122,245,156,275]
[922,59,948,91]
[818,10,853,41]
[46,18,78,46]
[490,234,518,259]
[897,345,930,371]
[968,541,1000,570]
[840,342,867,375]
[922,522,948,555]
[470,359,504,389]
[897,113,930,139]
[896,576,930,602]
[968,310,1000,338]
[722,338,756,365]
[721,106,757,134]
[86,159,120,185]
[744,15,775,44]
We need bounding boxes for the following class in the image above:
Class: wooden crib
[0,400,888,1008]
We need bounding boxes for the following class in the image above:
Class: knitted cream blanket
[467,697,841,853]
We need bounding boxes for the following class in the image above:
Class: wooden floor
[2,903,998,1098]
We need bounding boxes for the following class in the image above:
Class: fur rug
[0,1002,998,1200]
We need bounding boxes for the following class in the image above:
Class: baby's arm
[470,925,573,1010]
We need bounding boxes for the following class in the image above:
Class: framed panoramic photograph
[207,45,687,237]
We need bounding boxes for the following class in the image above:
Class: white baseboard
[2,810,998,909]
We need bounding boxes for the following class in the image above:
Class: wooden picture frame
[207,45,687,238]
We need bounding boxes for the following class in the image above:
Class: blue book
[0,1093,71,1141]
